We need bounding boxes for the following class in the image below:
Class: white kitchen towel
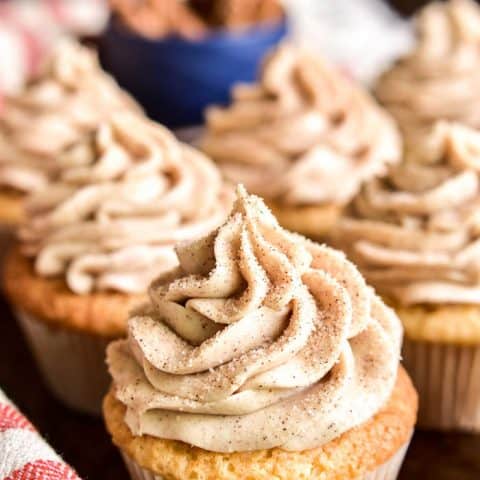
[0,388,81,479]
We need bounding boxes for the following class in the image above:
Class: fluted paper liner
[403,338,480,431]
[119,438,411,480]
[16,310,112,415]
[363,441,410,480]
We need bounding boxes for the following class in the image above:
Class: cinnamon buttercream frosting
[0,40,139,194]
[376,0,480,148]
[19,112,232,295]
[333,121,480,306]
[202,44,401,206]
[107,185,402,453]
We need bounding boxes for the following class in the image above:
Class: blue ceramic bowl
[99,17,288,128]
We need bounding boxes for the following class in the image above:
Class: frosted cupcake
[3,112,232,414]
[332,121,480,431]
[0,40,138,227]
[202,44,402,239]
[376,0,480,149]
[104,185,417,480]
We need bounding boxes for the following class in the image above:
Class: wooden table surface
[0,295,479,480]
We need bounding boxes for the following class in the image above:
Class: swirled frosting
[107,185,402,453]
[19,112,232,295]
[375,0,480,147]
[333,122,480,306]
[202,44,401,206]
[0,40,139,194]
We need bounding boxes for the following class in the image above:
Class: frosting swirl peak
[0,40,139,194]
[20,112,232,295]
[202,44,401,206]
[107,185,402,453]
[376,0,480,147]
[333,122,480,306]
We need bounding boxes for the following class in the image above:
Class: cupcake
[104,185,417,480]
[3,112,232,414]
[375,0,480,149]
[0,40,138,228]
[201,44,402,239]
[332,121,480,431]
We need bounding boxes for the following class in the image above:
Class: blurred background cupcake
[99,0,288,133]
[3,111,232,415]
[202,43,402,239]
[0,39,139,260]
[331,121,480,432]
[376,0,480,151]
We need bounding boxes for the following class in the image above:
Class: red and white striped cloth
[0,0,108,101]
[0,388,81,480]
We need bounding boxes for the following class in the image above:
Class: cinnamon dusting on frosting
[202,44,401,207]
[107,185,401,453]
[19,113,232,295]
[333,122,480,306]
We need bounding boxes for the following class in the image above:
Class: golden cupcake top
[107,185,402,453]
[0,40,138,194]
[333,122,480,306]
[19,112,232,295]
[202,43,401,207]
[376,0,480,146]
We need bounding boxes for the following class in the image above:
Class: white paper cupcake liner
[402,338,480,431]
[363,440,410,480]
[120,438,411,480]
[16,309,112,415]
